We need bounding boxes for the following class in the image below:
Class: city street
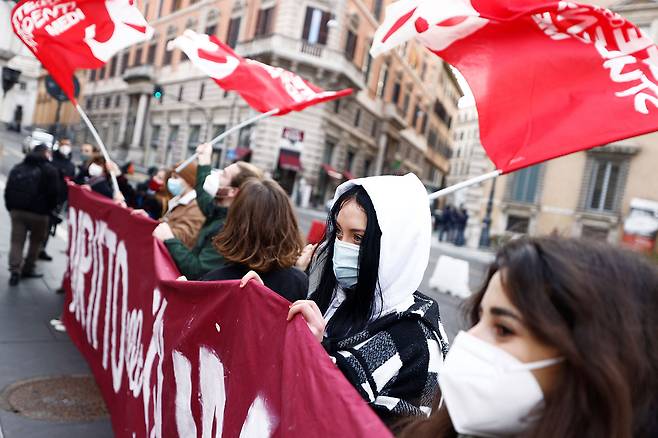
[0,127,493,436]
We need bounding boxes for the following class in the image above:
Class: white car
[22,129,54,154]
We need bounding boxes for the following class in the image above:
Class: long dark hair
[399,237,658,438]
[310,185,382,339]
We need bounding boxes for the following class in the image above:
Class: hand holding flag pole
[175,109,279,173]
[170,30,352,173]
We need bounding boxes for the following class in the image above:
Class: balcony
[382,103,407,128]
[237,34,365,90]
[122,65,155,83]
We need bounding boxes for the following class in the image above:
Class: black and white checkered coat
[322,292,450,426]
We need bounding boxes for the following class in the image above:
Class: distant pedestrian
[440,205,454,242]
[454,206,468,246]
[4,144,60,286]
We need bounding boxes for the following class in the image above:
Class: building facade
[0,3,41,132]
[446,0,658,250]
[62,0,459,203]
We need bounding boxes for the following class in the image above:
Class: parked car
[22,129,54,154]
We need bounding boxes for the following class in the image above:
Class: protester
[201,178,307,302]
[399,237,658,438]
[133,162,205,249]
[116,161,137,208]
[74,143,98,184]
[82,155,115,199]
[4,144,60,286]
[269,174,449,426]
[40,137,76,261]
[153,143,263,280]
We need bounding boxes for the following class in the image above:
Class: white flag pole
[75,103,122,199]
[175,108,279,173]
[428,170,502,200]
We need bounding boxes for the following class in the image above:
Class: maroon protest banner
[61,183,391,437]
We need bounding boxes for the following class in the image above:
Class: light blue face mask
[167,177,184,197]
[332,238,360,289]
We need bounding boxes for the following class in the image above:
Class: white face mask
[439,331,563,437]
[88,162,104,177]
[202,169,224,197]
[59,145,71,156]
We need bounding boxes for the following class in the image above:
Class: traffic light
[153,85,163,100]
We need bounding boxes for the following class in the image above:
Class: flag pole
[75,103,122,199]
[176,108,279,173]
[428,170,502,200]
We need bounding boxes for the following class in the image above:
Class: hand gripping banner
[61,183,392,437]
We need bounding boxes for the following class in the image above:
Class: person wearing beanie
[132,162,205,249]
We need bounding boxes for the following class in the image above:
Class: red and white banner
[371,0,658,173]
[169,30,353,115]
[11,0,153,102]
[62,184,391,437]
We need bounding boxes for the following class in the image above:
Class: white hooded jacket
[326,173,432,320]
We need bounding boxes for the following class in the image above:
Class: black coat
[4,153,60,215]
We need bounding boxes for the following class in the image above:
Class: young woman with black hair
[398,237,658,438]
[256,174,451,427]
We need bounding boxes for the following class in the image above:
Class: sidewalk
[430,234,496,265]
[0,177,112,437]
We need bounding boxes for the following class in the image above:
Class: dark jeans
[9,210,49,274]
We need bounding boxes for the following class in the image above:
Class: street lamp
[479,178,496,248]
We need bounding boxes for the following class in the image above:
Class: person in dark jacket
[4,144,60,285]
[252,174,449,428]
[201,178,307,302]
[454,206,468,247]
[153,142,263,280]
[39,138,76,261]
[73,143,98,185]
[83,155,114,199]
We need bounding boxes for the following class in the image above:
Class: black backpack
[4,162,43,212]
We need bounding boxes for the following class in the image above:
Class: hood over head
[333,173,432,317]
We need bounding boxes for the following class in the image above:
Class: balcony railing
[122,65,155,83]
[237,34,365,90]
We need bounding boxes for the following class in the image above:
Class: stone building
[446,0,658,249]
[0,3,40,132]
[62,0,459,202]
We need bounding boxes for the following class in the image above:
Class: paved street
[0,129,113,437]
[0,128,494,436]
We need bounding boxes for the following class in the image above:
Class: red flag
[371,0,658,173]
[169,30,353,115]
[11,0,154,102]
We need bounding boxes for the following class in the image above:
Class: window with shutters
[227,17,241,48]
[120,52,130,74]
[302,7,330,45]
[108,57,117,77]
[146,43,157,65]
[344,30,357,61]
[507,165,542,204]
[583,156,628,213]
[188,125,201,152]
[162,39,174,65]
[376,63,388,98]
[255,7,274,37]
[373,0,383,21]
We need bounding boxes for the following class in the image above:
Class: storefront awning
[278,149,302,172]
[322,164,343,180]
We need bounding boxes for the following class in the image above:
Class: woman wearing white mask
[152,143,263,280]
[399,237,658,438]
[84,155,114,199]
[284,174,450,427]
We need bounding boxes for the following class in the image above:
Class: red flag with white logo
[371,0,658,173]
[11,0,153,102]
[169,30,353,115]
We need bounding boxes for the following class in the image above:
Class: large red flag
[11,0,154,102]
[371,0,658,173]
[169,30,353,115]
